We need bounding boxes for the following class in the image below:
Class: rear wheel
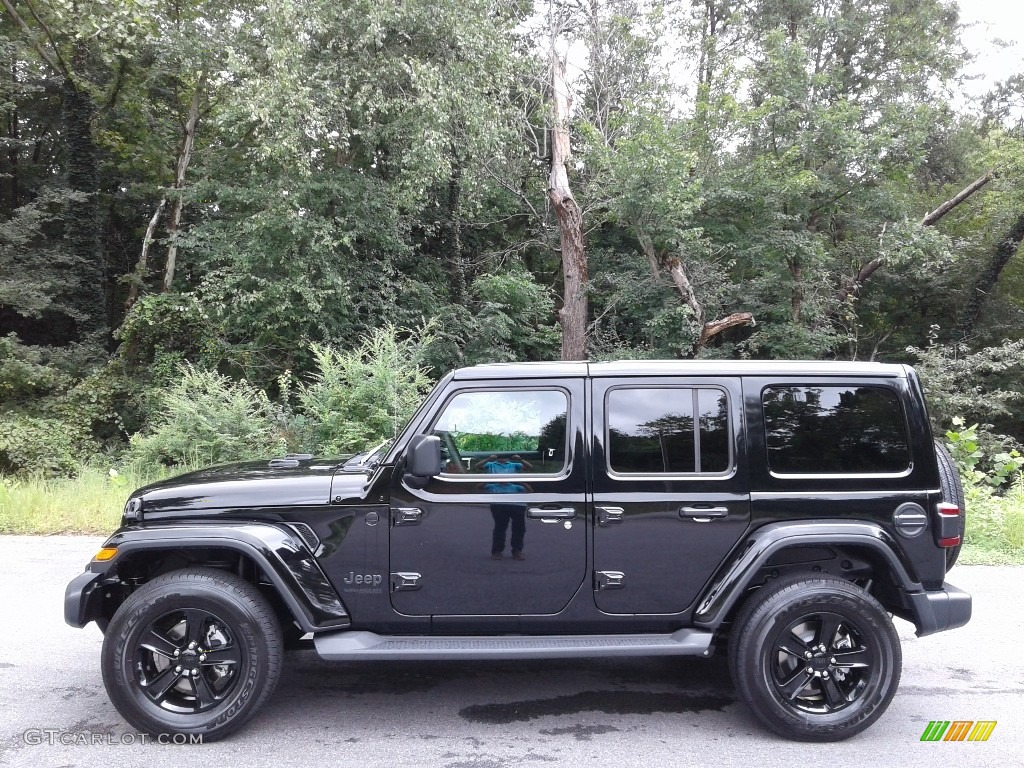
[934,439,966,570]
[101,568,283,742]
[729,574,902,742]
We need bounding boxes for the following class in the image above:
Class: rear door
[591,377,750,614]
[388,379,587,617]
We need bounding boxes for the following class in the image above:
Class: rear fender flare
[693,521,919,629]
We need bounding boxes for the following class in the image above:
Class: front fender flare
[693,521,919,629]
[66,522,350,632]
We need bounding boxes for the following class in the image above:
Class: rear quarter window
[762,385,910,475]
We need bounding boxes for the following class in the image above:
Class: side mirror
[405,434,442,481]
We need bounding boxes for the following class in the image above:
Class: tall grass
[958,479,1024,565]
[0,464,177,535]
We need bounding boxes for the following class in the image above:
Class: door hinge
[391,507,424,526]
[595,506,624,526]
[390,572,422,592]
[594,570,625,590]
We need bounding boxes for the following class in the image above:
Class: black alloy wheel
[730,574,901,742]
[768,611,873,715]
[133,607,244,713]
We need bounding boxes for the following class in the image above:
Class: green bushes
[945,421,1024,564]
[945,419,1024,488]
[0,324,442,532]
[0,414,79,476]
[294,325,435,455]
[910,339,1024,433]
[128,366,290,467]
[1,323,438,480]
[125,324,435,466]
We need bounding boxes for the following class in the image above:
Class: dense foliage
[1,0,1024,478]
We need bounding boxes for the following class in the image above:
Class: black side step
[313,629,714,661]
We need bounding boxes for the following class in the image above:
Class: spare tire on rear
[934,439,966,570]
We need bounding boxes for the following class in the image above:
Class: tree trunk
[789,256,802,323]
[127,197,167,309]
[638,234,754,356]
[5,58,17,215]
[444,154,466,304]
[548,41,587,360]
[957,212,1024,340]
[62,68,105,338]
[698,312,755,347]
[162,70,207,293]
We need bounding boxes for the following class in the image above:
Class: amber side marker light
[94,547,118,562]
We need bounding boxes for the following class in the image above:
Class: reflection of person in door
[477,455,532,560]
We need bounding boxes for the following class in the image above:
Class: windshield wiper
[341,439,391,471]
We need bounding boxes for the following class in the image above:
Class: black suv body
[66,361,971,741]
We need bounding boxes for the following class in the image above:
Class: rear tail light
[936,502,961,547]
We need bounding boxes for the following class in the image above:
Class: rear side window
[762,386,910,475]
[607,388,730,475]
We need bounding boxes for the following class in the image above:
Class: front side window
[762,385,911,475]
[606,387,730,475]
[431,389,568,476]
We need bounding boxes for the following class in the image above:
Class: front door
[389,380,587,617]
[591,377,750,614]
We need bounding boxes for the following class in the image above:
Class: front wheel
[729,574,902,741]
[101,568,283,742]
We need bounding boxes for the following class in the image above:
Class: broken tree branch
[837,169,997,305]
[921,169,996,227]
[1,0,65,75]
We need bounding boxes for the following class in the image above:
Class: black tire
[101,568,283,742]
[934,439,966,570]
[729,574,902,742]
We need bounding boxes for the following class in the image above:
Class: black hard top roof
[451,360,908,380]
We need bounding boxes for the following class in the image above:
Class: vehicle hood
[132,457,375,515]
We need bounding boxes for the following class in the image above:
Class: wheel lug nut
[822,671,830,678]
[200,654,206,661]
[830,657,836,664]
[189,642,197,649]
[805,666,813,675]
[804,651,812,659]
[174,665,182,673]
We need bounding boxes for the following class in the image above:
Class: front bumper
[64,569,108,628]
[907,582,972,637]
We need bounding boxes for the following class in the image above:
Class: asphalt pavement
[1,535,1021,768]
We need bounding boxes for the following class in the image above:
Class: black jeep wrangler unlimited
[66,360,970,742]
